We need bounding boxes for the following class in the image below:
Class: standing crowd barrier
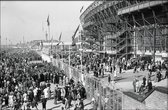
[51,58,123,110]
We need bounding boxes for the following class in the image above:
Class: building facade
[80,0,168,60]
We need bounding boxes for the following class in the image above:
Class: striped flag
[47,15,50,26]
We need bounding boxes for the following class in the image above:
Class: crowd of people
[53,80,86,110]
[64,52,168,96]
[66,52,168,78]
[132,60,168,95]
[0,48,87,110]
[0,47,168,110]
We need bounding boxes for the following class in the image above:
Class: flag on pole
[57,32,62,46]
[59,32,62,42]
[72,25,80,46]
[50,36,53,55]
[80,6,84,13]
[47,15,50,26]
[51,36,53,46]
[45,31,48,41]
[41,40,43,50]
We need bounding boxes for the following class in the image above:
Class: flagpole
[81,34,82,72]
[61,41,64,60]
[69,44,71,75]
[45,31,48,41]
[42,21,45,41]
[47,15,50,42]
[48,26,50,42]
[0,35,1,61]
[51,36,53,56]
[6,37,7,48]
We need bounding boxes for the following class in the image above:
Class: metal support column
[153,10,157,63]
[126,31,128,60]
[0,35,1,61]
[153,24,156,63]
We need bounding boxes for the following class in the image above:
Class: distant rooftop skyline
[1,1,93,45]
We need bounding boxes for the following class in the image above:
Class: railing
[52,58,123,110]
[106,29,126,39]
[118,1,168,15]
[118,43,127,52]
[116,38,126,47]
[118,52,127,60]
[83,21,95,29]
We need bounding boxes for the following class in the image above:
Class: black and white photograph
[0,0,168,110]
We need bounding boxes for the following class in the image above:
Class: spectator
[64,97,69,110]
[78,99,84,110]
[54,84,59,104]
[156,69,162,82]
[142,76,146,87]
[108,74,111,84]
[133,78,137,92]
[61,87,66,101]
[41,95,47,110]
[147,80,153,92]
[135,79,140,93]
[8,92,14,108]
[22,91,28,110]
[165,69,168,79]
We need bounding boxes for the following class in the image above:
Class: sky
[0,1,93,45]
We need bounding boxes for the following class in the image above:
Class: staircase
[118,43,127,52]
[106,29,126,39]
[115,38,126,47]
[118,52,127,59]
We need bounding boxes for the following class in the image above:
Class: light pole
[0,35,1,61]
[6,37,7,48]
[153,23,156,64]
[133,25,137,58]
[60,41,64,60]
[69,44,71,67]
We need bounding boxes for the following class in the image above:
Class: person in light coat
[135,79,140,93]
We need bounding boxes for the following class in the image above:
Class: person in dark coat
[54,85,59,104]
[55,74,59,84]
[108,74,111,84]
[78,99,84,110]
[142,76,146,87]
[58,88,61,101]
[164,69,168,79]
[147,80,152,92]
[40,73,44,82]
[41,95,47,110]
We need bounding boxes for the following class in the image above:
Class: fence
[52,58,123,110]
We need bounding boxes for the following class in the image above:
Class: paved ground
[36,98,93,110]
[34,83,93,110]
[39,52,168,109]
[98,69,167,91]
[34,68,167,110]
